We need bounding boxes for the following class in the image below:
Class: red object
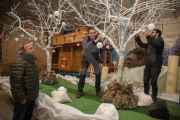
[108,69,115,73]
[61,59,67,67]
[65,60,67,66]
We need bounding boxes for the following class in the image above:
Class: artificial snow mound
[95,103,119,120]
[51,86,72,103]
[137,93,153,106]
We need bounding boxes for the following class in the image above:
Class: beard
[151,35,156,39]
[90,37,95,40]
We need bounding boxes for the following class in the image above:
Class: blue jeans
[12,100,35,120]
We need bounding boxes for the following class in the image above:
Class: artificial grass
[39,78,180,120]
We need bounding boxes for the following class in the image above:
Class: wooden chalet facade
[51,27,115,76]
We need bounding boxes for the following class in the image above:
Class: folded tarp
[33,93,118,120]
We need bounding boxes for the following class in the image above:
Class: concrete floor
[0,89,36,120]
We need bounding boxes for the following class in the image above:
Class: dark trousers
[12,100,35,120]
[143,67,161,98]
[78,58,101,92]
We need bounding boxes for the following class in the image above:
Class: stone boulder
[39,71,58,85]
[100,82,137,110]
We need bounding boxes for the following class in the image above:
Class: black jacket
[135,35,164,68]
[10,53,39,102]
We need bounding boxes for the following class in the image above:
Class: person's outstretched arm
[135,34,148,48]
[99,42,105,69]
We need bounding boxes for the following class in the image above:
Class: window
[52,49,59,64]
[73,47,77,51]
[73,36,76,40]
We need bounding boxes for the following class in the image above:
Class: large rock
[39,71,58,85]
[100,82,137,110]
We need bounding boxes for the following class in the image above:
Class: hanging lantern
[56,19,59,22]
[49,14,53,18]
[21,34,24,37]
[77,43,80,46]
[106,45,110,49]
[101,33,106,38]
[148,23,155,30]
[113,61,117,65]
[97,42,103,49]
[34,37,37,41]
[62,22,66,27]
[15,38,19,41]
[52,49,55,53]
[54,11,59,16]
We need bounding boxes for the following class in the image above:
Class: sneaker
[76,91,83,98]
[96,91,102,98]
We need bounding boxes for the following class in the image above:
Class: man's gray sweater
[82,35,105,74]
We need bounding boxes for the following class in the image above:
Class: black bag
[149,100,169,120]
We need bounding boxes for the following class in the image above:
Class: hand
[95,33,103,43]
[98,33,103,40]
[135,34,139,37]
[20,99,26,104]
[99,63,103,70]
[142,29,148,36]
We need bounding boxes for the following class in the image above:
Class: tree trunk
[117,48,125,85]
[45,49,51,72]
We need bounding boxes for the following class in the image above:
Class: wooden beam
[71,46,73,66]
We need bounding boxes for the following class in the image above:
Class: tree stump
[39,71,58,85]
[100,82,137,110]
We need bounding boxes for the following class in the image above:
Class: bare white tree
[67,0,180,84]
[5,0,74,71]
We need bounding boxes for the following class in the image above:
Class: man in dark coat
[76,27,105,98]
[135,29,164,102]
[10,42,39,120]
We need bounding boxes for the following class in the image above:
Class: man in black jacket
[10,42,39,120]
[135,29,164,102]
[76,27,105,98]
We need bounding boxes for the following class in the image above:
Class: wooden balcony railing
[53,36,83,45]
